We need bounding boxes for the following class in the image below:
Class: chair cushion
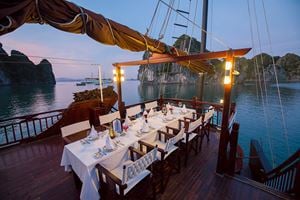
[154,140,178,160]
[110,160,151,195]
[182,132,198,143]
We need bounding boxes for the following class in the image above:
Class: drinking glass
[178,102,183,108]
[122,123,129,132]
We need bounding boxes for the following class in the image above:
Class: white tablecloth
[60,107,194,200]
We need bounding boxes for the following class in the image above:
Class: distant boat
[76,82,86,86]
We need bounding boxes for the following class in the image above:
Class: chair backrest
[145,101,158,110]
[165,128,185,152]
[126,105,141,117]
[122,147,157,184]
[99,111,120,125]
[187,116,203,133]
[61,120,90,137]
[204,108,215,123]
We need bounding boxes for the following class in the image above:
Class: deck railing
[263,149,300,197]
[0,109,65,147]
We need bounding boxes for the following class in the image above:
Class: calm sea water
[0,81,299,166]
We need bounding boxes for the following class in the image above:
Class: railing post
[192,96,197,111]
[228,123,240,176]
[294,161,300,198]
[158,95,164,109]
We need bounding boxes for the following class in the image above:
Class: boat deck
[0,130,282,200]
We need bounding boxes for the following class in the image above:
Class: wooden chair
[126,105,142,120]
[145,101,159,111]
[179,114,203,166]
[138,128,185,192]
[199,107,215,148]
[96,146,158,200]
[60,120,91,144]
[99,111,121,129]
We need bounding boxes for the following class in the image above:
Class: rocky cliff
[0,43,56,85]
[138,35,300,85]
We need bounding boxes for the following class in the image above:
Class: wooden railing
[0,109,65,147]
[263,149,300,197]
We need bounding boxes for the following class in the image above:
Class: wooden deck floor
[0,131,283,200]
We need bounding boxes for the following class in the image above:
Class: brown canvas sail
[0,0,214,74]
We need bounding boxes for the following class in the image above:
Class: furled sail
[0,0,213,74]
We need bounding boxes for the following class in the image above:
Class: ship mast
[198,0,209,102]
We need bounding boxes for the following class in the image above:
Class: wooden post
[198,0,209,104]
[216,50,234,174]
[228,123,240,176]
[115,65,125,117]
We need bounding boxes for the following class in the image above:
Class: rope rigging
[247,0,292,167]
[261,0,290,156]
[248,0,275,167]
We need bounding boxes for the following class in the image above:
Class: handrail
[265,149,299,176]
[0,109,66,123]
[263,149,299,196]
[0,109,65,147]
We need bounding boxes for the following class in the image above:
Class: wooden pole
[228,123,240,176]
[199,0,209,103]
[115,66,124,113]
[216,50,234,174]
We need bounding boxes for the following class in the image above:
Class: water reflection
[0,84,55,119]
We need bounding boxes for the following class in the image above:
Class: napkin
[143,110,148,117]
[141,120,150,133]
[105,135,115,150]
[166,102,171,110]
[113,119,122,133]
[89,125,98,139]
[182,104,187,113]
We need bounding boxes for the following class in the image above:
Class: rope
[253,0,269,109]
[159,0,175,40]
[261,0,290,155]
[146,0,161,36]
[247,0,275,167]
[104,18,116,44]
[209,0,213,51]
[79,7,87,34]
[187,0,199,54]
[0,16,13,32]
[158,0,230,49]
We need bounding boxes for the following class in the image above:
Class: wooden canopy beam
[113,48,251,67]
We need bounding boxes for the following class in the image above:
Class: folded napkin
[182,104,187,113]
[166,103,171,110]
[105,135,115,150]
[148,108,154,117]
[141,120,150,133]
[143,110,148,116]
[89,125,98,138]
[113,119,122,133]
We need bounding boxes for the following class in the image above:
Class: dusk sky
[1,0,299,79]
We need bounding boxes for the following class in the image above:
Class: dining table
[60,106,195,200]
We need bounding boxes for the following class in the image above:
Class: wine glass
[178,102,183,108]
[122,123,129,132]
